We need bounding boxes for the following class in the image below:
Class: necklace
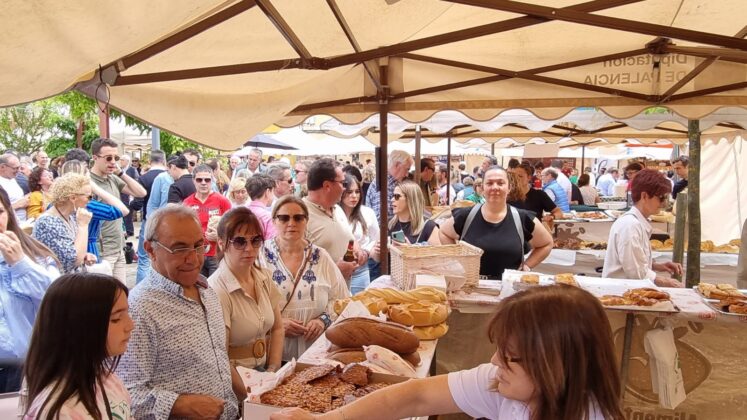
[53,204,76,236]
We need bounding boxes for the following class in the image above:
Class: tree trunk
[76,119,84,148]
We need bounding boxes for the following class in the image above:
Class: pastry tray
[692,286,747,317]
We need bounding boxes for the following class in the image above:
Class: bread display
[387,301,448,327]
[554,273,578,287]
[728,301,747,315]
[520,273,539,284]
[650,239,665,250]
[713,244,739,254]
[333,296,388,316]
[412,322,449,340]
[325,317,420,354]
[260,364,390,413]
[697,282,745,299]
[600,288,672,309]
[700,240,715,253]
[357,287,447,304]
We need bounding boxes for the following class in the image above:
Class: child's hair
[23,273,130,420]
[488,285,623,420]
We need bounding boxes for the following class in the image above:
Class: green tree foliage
[0,100,62,155]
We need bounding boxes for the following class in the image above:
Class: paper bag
[644,327,687,409]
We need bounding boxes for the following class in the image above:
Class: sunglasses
[286,179,293,185]
[195,177,211,184]
[275,214,307,223]
[188,161,197,167]
[392,193,404,200]
[228,235,264,250]
[97,154,120,162]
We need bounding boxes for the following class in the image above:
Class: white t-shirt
[349,205,379,254]
[447,363,605,420]
[0,176,26,221]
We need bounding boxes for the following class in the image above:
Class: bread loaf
[325,317,420,354]
[358,287,447,304]
[413,322,449,340]
[387,301,448,327]
[326,346,421,367]
[333,296,388,316]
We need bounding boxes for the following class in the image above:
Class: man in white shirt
[0,154,28,221]
[602,169,682,287]
[436,163,455,205]
[596,168,619,197]
[550,159,572,201]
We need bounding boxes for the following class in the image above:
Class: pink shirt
[248,201,277,240]
[23,373,132,419]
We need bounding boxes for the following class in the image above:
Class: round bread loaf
[412,322,449,340]
[387,301,448,327]
[334,296,388,316]
[358,287,446,304]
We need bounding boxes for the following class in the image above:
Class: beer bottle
[343,240,356,262]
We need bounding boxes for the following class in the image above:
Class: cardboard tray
[243,363,410,420]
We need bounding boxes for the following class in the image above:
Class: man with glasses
[246,174,277,240]
[365,150,413,223]
[119,205,239,419]
[167,154,197,204]
[419,158,437,207]
[183,164,231,277]
[304,158,360,280]
[266,162,293,206]
[89,138,146,284]
[0,153,29,221]
[182,148,201,174]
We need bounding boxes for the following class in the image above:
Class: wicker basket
[389,241,483,291]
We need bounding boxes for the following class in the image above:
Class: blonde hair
[388,181,426,235]
[50,173,90,203]
[227,177,248,201]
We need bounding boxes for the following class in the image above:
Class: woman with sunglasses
[208,207,284,373]
[260,195,349,361]
[271,285,624,420]
[32,173,97,274]
[389,181,440,245]
[603,169,683,287]
[339,173,378,295]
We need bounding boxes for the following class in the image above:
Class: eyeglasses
[295,170,306,174]
[195,177,212,184]
[77,194,93,200]
[97,154,120,162]
[392,193,404,200]
[188,161,197,167]
[2,164,20,171]
[228,235,264,250]
[153,240,209,256]
[275,214,307,223]
[286,179,293,185]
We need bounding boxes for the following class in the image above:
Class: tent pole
[491,142,495,157]
[685,120,701,287]
[446,135,452,204]
[98,101,110,139]
[581,144,586,173]
[414,125,422,185]
[378,62,390,274]
[151,126,161,150]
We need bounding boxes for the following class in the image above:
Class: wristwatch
[318,312,332,329]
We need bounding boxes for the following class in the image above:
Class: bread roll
[325,317,420,354]
[729,239,741,247]
[554,273,577,287]
[327,348,367,364]
[412,322,449,340]
[520,274,539,284]
[388,301,448,327]
[358,287,447,305]
[334,296,388,316]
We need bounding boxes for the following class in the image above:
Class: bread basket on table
[388,241,483,291]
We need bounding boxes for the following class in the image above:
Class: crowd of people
[0,140,743,419]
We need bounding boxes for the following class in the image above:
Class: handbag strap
[510,206,525,264]
[460,203,483,240]
[280,246,313,314]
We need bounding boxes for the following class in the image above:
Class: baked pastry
[650,239,664,250]
[623,288,670,301]
[325,317,420,354]
[599,295,633,306]
[554,273,578,287]
[730,239,741,247]
[717,283,737,291]
[358,287,447,304]
[412,322,449,340]
[520,274,540,284]
[713,244,739,254]
[340,363,370,387]
[387,301,449,327]
[701,240,715,253]
[728,301,747,315]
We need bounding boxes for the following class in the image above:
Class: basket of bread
[389,241,483,291]
[695,282,747,316]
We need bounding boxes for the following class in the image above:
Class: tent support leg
[686,120,701,287]
[446,136,451,204]
[151,126,161,150]
[414,125,421,185]
[378,62,390,274]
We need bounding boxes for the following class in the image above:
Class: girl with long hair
[26,167,54,220]
[0,188,59,393]
[272,285,624,420]
[23,273,134,419]
[389,181,440,245]
[339,173,378,295]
